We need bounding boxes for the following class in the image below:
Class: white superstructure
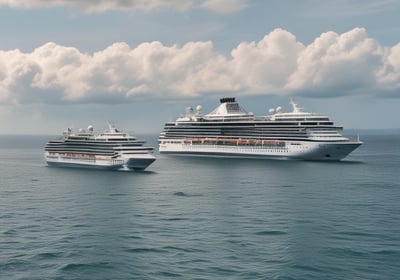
[45,123,155,170]
[159,98,362,161]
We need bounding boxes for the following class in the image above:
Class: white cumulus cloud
[0,0,247,14]
[0,28,399,105]
[286,28,384,96]
[231,29,304,93]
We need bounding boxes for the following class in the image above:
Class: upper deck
[173,98,332,124]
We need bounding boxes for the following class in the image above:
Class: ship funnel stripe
[220,97,236,103]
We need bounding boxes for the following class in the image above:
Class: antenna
[290,98,304,113]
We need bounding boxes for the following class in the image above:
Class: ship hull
[45,154,125,170]
[125,154,156,171]
[45,153,156,171]
[46,161,123,170]
[159,140,362,161]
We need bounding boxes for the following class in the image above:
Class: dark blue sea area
[1,133,399,279]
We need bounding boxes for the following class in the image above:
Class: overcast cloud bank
[0,28,399,104]
[0,0,247,14]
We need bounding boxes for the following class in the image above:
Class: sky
[0,0,399,135]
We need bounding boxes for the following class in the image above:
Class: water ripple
[255,230,287,236]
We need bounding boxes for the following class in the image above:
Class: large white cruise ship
[45,123,156,170]
[159,98,362,161]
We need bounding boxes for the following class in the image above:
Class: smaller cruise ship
[45,123,155,170]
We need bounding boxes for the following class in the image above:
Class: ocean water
[1,134,399,280]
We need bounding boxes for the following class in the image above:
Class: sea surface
[1,133,399,280]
